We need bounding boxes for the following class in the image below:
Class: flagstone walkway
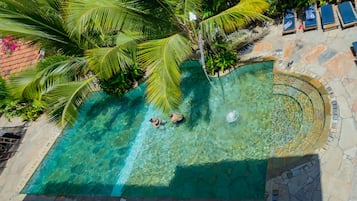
[244,24,357,201]
[0,23,356,201]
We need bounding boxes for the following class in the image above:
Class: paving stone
[304,64,326,76]
[294,188,312,201]
[277,184,289,201]
[328,80,348,97]
[343,79,357,100]
[306,164,320,179]
[324,53,353,79]
[312,190,322,201]
[336,159,354,182]
[348,151,357,201]
[344,147,357,158]
[321,173,351,201]
[303,45,327,64]
[321,146,343,174]
[336,96,353,118]
[318,49,338,64]
[346,66,357,80]
[329,195,345,201]
[287,172,308,194]
[339,118,357,150]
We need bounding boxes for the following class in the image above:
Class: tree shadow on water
[23,154,322,201]
[180,61,212,130]
[74,89,147,142]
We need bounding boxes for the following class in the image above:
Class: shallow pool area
[22,61,330,200]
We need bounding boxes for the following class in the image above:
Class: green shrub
[205,35,237,76]
[0,77,44,121]
[267,0,313,17]
[206,50,237,75]
[99,64,144,96]
[0,99,44,121]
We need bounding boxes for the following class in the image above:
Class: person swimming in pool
[169,113,184,123]
[150,118,161,128]
[150,118,167,129]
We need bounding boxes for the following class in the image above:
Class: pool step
[272,73,330,156]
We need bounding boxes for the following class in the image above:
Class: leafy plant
[318,0,334,6]
[267,0,313,17]
[206,50,237,75]
[0,0,270,126]
[0,99,44,121]
[0,76,44,121]
[205,35,237,75]
[99,64,144,96]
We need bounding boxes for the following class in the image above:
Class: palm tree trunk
[198,30,215,87]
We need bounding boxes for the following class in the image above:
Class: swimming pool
[23,61,329,199]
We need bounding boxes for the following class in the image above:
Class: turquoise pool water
[23,61,305,199]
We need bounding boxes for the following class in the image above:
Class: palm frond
[0,19,62,42]
[115,31,143,47]
[0,0,83,55]
[138,33,191,113]
[183,0,201,16]
[0,77,8,100]
[7,68,43,101]
[65,0,149,38]
[7,56,88,102]
[86,32,138,79]
[44,78,96,127]
[200,0,270,40]
[162,0,201,19]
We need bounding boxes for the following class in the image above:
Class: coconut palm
[0,0,270,126]
[0,0,140,126]
[67,0,270,114]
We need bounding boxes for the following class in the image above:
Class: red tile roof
[0,41,40,78]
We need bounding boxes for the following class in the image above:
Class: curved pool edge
[273,58,335,154]
[264,57,337,179]
[211,57,333,157]
[16,58,331,199]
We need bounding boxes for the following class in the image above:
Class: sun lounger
[352,41,357,57]
[336,1,357,29]
[320,4,339,31]
[304,4,318,31]
[282,9,296,35]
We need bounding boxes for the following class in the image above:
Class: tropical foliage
[0,0,270,126]
[267,0,313,17]
[0,77,7,100]
[99,64,144,96]
[205,36,237,75]
[0,76,43,121]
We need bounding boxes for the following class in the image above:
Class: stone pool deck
[246,24,357,201]
[0,24,357,201]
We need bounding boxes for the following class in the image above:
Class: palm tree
[67,0,270,114]
[0,0,270,126]
[0,0,140,126]
[0,0,92,125]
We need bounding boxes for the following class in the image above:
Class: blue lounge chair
[352,41,357,57]
[283,9,296,35]
[303,4,318,31]
[336,1,357,29]
[320,4,339,31]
